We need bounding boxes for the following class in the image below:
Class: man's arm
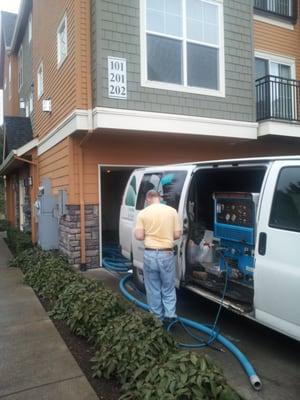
[173,211,182,240]
[134,213,145,241]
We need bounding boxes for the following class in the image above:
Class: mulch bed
[38,296,121,400]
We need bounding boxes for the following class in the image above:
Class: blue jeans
[143,250,177,320]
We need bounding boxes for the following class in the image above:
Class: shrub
[121,352,241,400]
[0,219,10,232]
[6,224,33,254]
[91,312,175,384]
[10,248,242,400]
[52,279,126,341]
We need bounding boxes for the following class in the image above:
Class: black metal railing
[256,75,300,122]
[254,0,297,22]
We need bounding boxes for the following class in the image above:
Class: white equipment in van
[119,156,300,341]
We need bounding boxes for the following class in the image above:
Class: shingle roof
[1,11,17,48]
[4,116,33,158]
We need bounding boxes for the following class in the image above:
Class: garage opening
[99,166,137,265]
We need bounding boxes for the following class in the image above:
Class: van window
[269,167,300,232]
[125,175,137,206]
[136,171,187,210]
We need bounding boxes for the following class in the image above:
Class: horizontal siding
[39,138,69,194]
[70,133,300,205]
[92,0,256,123]
[254,11,300,78]
[32,0,90,139]
[3,54,19,117]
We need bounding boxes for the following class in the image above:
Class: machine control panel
[215,194,256,228]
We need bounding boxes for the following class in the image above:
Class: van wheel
[132,266,146,293]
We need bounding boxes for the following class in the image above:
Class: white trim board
[254,14,294,30]
[38,109,90,155]
[37,107,258,156]
[258,120,300,138]
[93,107,258,139]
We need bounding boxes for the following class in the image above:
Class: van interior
[185,165,267,309]
[101,167,134,245]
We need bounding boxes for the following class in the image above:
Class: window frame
[269,166,300,233]
[18,45,23,91]
[140,0,225,97]
[28,13,32,43]
[254,51,296,79]
[57,14,68,68]
[37,62,44,99]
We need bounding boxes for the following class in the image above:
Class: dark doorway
[100,167,134,245]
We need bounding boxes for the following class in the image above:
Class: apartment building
[0,0,300,269]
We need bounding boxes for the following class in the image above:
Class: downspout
[78,0,94,270]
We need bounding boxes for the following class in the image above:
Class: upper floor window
[37,62,44,99]
[28,13,32,43]
[254,0,295,21]
[57,15,68,66]
[29,91,34,114]
[141,0,225,96]
[8,61,12,100]
[18,46,23,91]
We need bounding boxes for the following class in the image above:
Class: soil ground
[38,296,121,400]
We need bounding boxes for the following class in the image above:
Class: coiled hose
[101,244,262,390]
[119,274,262,391]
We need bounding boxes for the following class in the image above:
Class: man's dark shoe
[163,317,177,329]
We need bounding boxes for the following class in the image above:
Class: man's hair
[146,189,161,199]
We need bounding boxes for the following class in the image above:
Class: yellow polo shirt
[135,203,181,249]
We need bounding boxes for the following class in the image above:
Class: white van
[119,156,300,341]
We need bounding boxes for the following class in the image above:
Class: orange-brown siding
[254,8,300,78]
[39,138,70,194]
[3,54,19,117]
[69,132,300,206]
[32,0,91,140]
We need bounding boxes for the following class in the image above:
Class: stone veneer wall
[59,205,99,268]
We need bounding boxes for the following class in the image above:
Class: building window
[29,91,34,114]
[141,0,225,96]
[28,13,32,43]
[269,167,300,232]
[37,62,44,98]
[57,15,68,66]
[18,46,23,90]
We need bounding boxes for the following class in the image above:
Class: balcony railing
[256,75,300,122]
[254,0,297,22]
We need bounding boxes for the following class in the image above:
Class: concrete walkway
[0,235,98,400]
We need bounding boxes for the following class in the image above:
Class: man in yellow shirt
[134,190,182,322]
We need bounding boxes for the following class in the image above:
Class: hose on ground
[119,274,262,391]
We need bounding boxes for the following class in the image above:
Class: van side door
[254,160,300,340]
[119,170,144,259]
[132,166,195,286]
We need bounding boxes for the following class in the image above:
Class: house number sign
[108,57,127,99]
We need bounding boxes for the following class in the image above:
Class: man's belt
[145,248,173,252]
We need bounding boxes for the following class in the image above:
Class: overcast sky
[0,0,21,126]
[0,0,20,14]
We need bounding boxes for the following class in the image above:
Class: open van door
[119,169,145,259]
[131,166,195,287]
[254,160,300,340]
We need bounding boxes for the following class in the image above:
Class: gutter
[0,138,38,175]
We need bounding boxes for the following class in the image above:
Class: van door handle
[258,232,267,256]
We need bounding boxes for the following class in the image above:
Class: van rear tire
[132,266,146,293]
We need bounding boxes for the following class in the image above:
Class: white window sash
[37,63,44,99]
[57,15,68,66]
[141,0,225,97]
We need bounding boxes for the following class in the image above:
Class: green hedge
[10,249,242,400]
[6,223,33,254]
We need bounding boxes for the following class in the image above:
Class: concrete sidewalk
[0,235,98,400]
